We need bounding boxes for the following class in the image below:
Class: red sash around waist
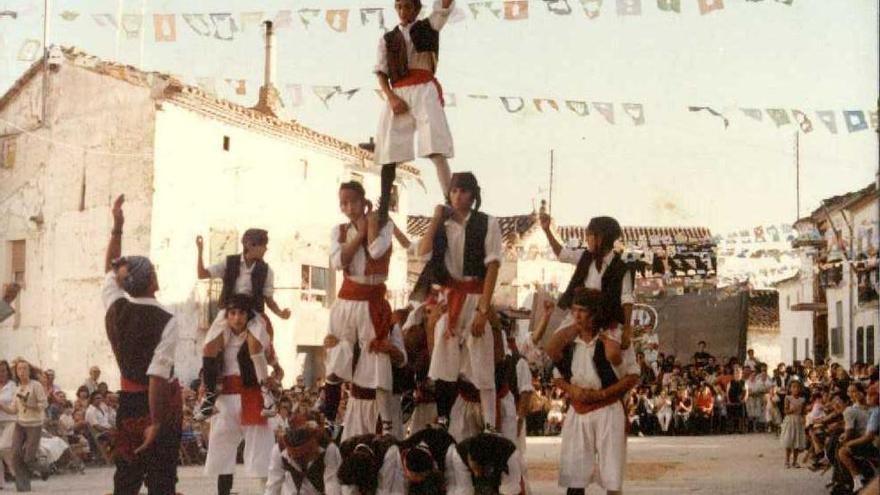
[221,375,267,426]
[121,377,148,393]
[444,278,484,336]
[338,278,392,342]
[392,69,445,107]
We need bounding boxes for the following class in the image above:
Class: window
[835,301,843,329]
[10,240,25,285]
[805,338,810,361]
[0,136,16,169]
[830,327,843,356]
[867,326,875,365]
[792,337,798,362]
[301,265,330,304]
[786,295,790,310]
[222,136,230,151]
[856,327,865,363]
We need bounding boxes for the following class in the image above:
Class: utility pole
[795,131,800,219]
[549,149,554,215]
[41,0,50,126]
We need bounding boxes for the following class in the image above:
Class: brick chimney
[253,21,285,118]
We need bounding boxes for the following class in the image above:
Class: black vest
[554,337,619,390]
[497,352,525,407]
[411,211,489,301]
[219,255,268,314]
[281,453,326,494]
[383,19,439,84]
[557,250,628,326]
[105,299,173,386]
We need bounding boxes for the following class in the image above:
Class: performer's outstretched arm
[104,194,125,273]
[539,213,564,258]
[418,205,446,257]
[195,235,211,279]
[544,324,579,363]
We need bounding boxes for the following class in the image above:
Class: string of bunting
[203,78,875,132]
[1,0,802,42]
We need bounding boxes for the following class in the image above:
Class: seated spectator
[837,383,879,492]
[693,341,713,369]
[82,366,101,395]
[84,392,113,437]
[693,383,714,434]
[673,388,692,434]
[74,385,90,411]
[654,389,673,434]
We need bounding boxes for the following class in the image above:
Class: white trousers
[408,402,438,437]
[448,394,517,444]
[326,299,383,384]
[428,293,495,389]
[341,397,378,442]
[204,394,274,478]
[558,402,627,491]
[375,81,454,165]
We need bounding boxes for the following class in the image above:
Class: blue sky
[1,0,877,233]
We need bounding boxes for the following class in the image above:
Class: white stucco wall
[776,269,814,365]
[0,63,157,393]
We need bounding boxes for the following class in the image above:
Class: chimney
[253,21,285,118]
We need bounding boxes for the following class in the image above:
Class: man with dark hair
[338,433,403,494]
[195,228,291,420]
[693,341,713,369]
[448,432,524,495]
[102,194,182,495]
[416,172,504,433]
[264,424,342,495]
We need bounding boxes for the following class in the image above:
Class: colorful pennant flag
[579,0,603,18]
[816,110,837,134]
[766,108,790,127]
[544,0,574,15]
[359,8,387,30]
[297,9,321,29]
[594,102,615,123]
[698,0,724,15]
[225,78,247,95]
[274,10,293,30]
[504,1,529,19]
[326,10,350,32]
[500,96,525,112]
[153,14,177,42]
[469,2,502,18]
[623,103,646,125]
[286,84,303,107]
[92,13,118,28]
[791,109,813,133]
[534,99,560,112]
[689,106,728,128]
[121,14,144,39]
[843,110,868,133]
[741,108,763,121]
[657,0,681,13]
[565,100,590,116]
[59,11,79,21]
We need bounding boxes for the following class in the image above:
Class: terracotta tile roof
[557,225,713,246]
[0,47,420,178]
[748,291,779,328]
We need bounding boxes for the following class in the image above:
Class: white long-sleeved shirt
[557,248,635,305]
[207,254,276,299]
[423,213,503,280]
[264,443,342,495]
[373,1,455,77]
[330,222,393,285]
[569,335,640,392]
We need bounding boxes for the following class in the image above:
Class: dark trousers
[113,391,181,495]
[11,424,42,492]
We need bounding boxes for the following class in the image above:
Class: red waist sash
[392,69,445,107]
[221,375,267,426]
[339,278,392,341]
[445,278,484,336]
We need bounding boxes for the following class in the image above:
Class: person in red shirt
[693,383,715,434]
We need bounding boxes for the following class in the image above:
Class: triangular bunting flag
[623,103,645,125]
[657,0,681,12]
[816,110,837,133]
[274,10,293,29]
[565,100,590,116]
[297,9,322,28]
[616,0,641,16]
[360,8,387,30]
[313,85,341,106]
[17,39,40,62]
[791,109,813,133]
[209,13,237,40]
[182,14,213,37]
[326,10,350,32]
[121,14,143,39]
[579,0,603,18]
[534,99,560,112]
[153,14,177,42]
[469,2,502,18]
[543,0,573,15]
[504,1,529,19]
[698,0,724,15]
[766,108,790,127]
[843,110,868,133]
[741,108,763,121]
[239,12,265,32]
[500,97,525,113]
[593,102,615,123]
[286,84,303,107]
[59,11,79,21]
[92,13,118,28]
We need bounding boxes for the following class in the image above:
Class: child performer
[202,295,276,494]
[373,0,455,223]
[323,181,401,437]
[539,214,634,359]
[195,229,290,420]
[415,172,503,433]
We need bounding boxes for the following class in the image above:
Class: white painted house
[0,46,419,392]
